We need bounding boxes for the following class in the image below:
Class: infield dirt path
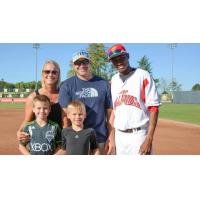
[0,108,24,155]
[153,119,200,154]
[0,108,200,155]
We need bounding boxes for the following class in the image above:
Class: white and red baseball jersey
[111,68,160,130]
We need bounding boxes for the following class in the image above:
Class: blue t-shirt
[59,75,112,143]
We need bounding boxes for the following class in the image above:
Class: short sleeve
[61,129,67,150]
[55,125,62,147]
[58,81,72,108]
[20,124,30,146]
[143,73,160,108]
[105,81,113,109]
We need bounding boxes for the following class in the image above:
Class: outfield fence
[0,98,27,103]
[173,91,200,104]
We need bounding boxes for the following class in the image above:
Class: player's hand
[17,131,30,142]
[139,136,153,155]
[105,137,116,155]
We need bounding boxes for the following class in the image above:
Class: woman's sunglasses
[42,70,58,75]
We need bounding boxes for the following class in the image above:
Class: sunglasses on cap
[108,49,123,57]
[74,59,89,66]
[42,70,58,75]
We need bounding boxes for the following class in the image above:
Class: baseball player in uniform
[108,44,160,155]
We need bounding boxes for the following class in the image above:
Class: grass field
[159,103,200,125]
[0,102,200,125]
[0,103,25,108]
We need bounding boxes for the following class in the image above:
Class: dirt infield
[0,108,200,155]
[0,108,24,155]
[153,119,200,154]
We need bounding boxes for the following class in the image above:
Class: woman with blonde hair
[17,60,62,142]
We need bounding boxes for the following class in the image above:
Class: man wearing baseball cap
[59,50,115,155]
[108,44,160,155]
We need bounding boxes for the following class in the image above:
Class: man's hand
[105,132,116,155]
[139,110,158,155]
[139,136,153,155]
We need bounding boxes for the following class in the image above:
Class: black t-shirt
[61,127,98,155]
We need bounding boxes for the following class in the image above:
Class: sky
[0,43,199,91]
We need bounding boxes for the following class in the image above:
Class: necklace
[45,92,58,103]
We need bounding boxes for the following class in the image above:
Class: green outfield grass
[0,103,25,108]
[159,103,200,125]
[0,102,200,125]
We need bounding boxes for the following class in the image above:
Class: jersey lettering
[31,143,52,152]
[75,88,98,98]
[114,90,141,109]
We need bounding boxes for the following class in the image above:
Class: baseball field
[0,103,200,155]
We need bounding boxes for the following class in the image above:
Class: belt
[118,127,141,133]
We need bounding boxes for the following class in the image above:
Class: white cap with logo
[72,50,90,63]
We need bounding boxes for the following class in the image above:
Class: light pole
[32,43,40,90]
[169,43,177,102]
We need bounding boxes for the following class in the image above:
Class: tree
[29,81,37,90]
[67,43,116,80]
[87,43,115,80]
[0,80,15,90]
[137,55,161,89]
[0,79,40,92]
[15,82,24,92]
[67,60,76,78]
[154,78,160,89]
[157,78,182,95]
[168,79,182,92]
[157,78,170,94]
[37,81,42,89]
[192,83,200,91]
[137,55,152,75]
[0,79,6,88]
[7,83,15,90]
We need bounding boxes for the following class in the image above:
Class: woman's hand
[17,131,30,142]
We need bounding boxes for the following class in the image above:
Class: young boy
[59,100,100,155]
[19,95,61,155]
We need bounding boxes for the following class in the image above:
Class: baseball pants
[115,128,152,155]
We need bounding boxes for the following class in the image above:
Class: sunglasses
[108,49,123,58]
[74,59,89,66]
[42,70,58,75]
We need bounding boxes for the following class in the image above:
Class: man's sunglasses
[42,70,58,75]
[74,59,89,66]
[108,49,123,58]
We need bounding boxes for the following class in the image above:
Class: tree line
[0,79,41,91]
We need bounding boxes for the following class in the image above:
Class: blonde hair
[33,94,51,107]
[41,60,61,90]
[67,100,86,114]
